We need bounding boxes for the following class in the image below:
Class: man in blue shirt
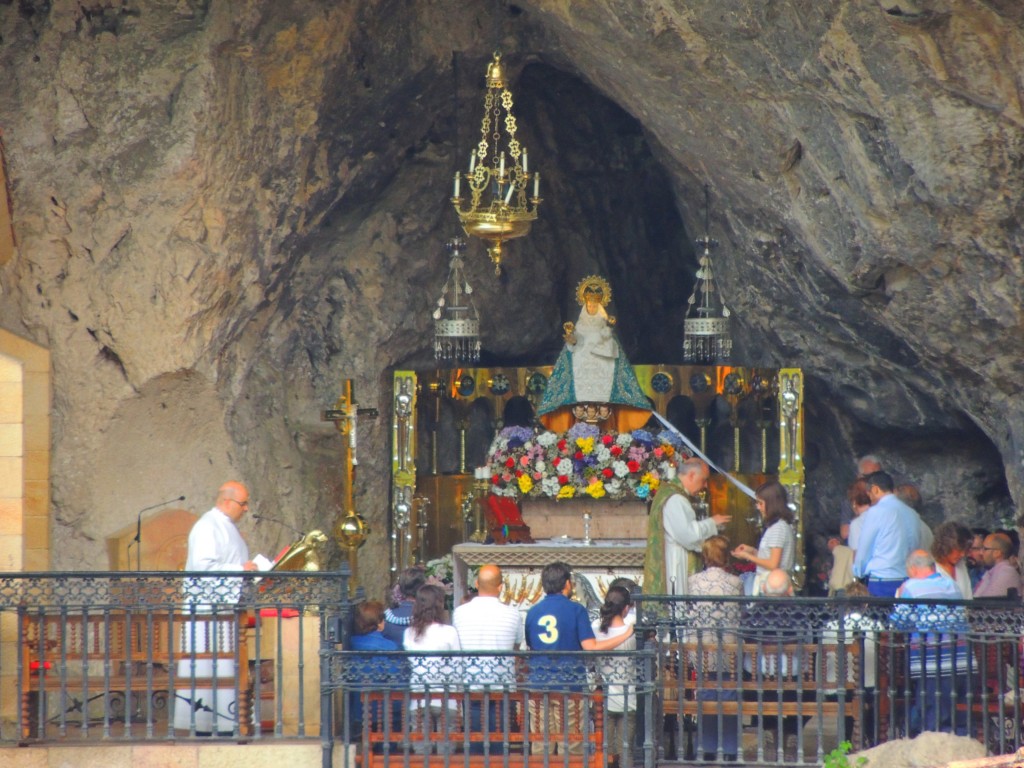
[525,562,634,756]
[852,471,920,597]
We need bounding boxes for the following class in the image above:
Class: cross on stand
[322,379,378,595]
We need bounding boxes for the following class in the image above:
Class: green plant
[822,741,867,768]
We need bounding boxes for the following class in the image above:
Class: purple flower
[567,422,600,441]
[630,428,655,447]
[660,431,685,450]
[500,425,534,448]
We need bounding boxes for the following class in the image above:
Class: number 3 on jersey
[536,615,559,644]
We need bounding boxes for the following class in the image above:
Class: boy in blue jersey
[525,562,634,755]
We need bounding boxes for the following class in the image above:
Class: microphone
[129,495,186,570]
[252,514,304,537]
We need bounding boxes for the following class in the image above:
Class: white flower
[615,433,633,447]
[605,480,622,495]
[537,432,557,447]
[612,460,630,478]
[596,445,612,462]
[535,460,546,473]
[541,476,561,496]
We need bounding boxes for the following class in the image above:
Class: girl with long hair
[732,480,797,594]
[591,585,636,768]
[403,583,461,754]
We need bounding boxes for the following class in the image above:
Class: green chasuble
[643,478,706,595]
[643,478,681,594]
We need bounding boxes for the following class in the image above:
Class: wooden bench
[352,690,605,767]
[20,608,251,739]
[663,639,863,753]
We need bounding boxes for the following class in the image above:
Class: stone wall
[0,1,1020,600]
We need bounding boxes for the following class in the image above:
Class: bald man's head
[476,564,503,596]
[762,568,794,597]
[216,481,250,522]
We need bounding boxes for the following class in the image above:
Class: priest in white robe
[186,480,257,572]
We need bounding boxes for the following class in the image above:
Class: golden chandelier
[452,53,542,275]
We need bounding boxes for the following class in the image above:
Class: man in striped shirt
[453,563,524,754]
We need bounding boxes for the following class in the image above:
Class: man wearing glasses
[973,533,1022,598]
[178,481,258,734]
[186,481,258,571]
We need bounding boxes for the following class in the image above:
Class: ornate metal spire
[433,237,481,363]
[683,184,732,363]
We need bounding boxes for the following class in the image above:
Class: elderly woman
[686,535,742,762]
[689,535,743,625]
[931,521,973,599]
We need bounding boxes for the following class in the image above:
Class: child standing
[592,585,636,768]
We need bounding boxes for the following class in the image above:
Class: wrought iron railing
[327,648,659,768]
[0,571,351,746]
[6,575,1024,768]
[635,592,1024,764]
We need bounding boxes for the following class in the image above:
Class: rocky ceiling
[0,0,1021,598]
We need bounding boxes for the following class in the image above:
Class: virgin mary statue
[538,275,651,432]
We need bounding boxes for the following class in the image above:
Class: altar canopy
[387,364,806,586]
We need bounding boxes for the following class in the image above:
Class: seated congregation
[338,551,1023,767]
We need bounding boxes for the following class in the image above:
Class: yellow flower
[663,444,675,457]
[557,484,576,499]
[576,436,595,455]
[518,474,534,494]
[585,481,606,499]
[641,472,660,492]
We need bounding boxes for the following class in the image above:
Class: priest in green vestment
[643,458,731,595]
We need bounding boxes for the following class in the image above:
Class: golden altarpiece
[388,365,804,608]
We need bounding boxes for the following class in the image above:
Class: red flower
[514,469,523,478]
[557,439,568,452]
[506,457,516,468]
[601,434,614,445]
[610,445,623,457]
[492,474,501,484]
[558,475,569,485]
[627,460,641,473]
[602,467,614,479]
[575,450,584,460]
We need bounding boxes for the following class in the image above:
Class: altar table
[451,539,645,611]
[519,498,648,540]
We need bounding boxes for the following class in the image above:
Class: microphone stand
[129,495,186,571]
[252,514,305,537]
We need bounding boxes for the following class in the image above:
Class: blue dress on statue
[538,307,648,417]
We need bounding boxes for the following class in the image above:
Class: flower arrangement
[424,554,454,590]
[486,422,688,501]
